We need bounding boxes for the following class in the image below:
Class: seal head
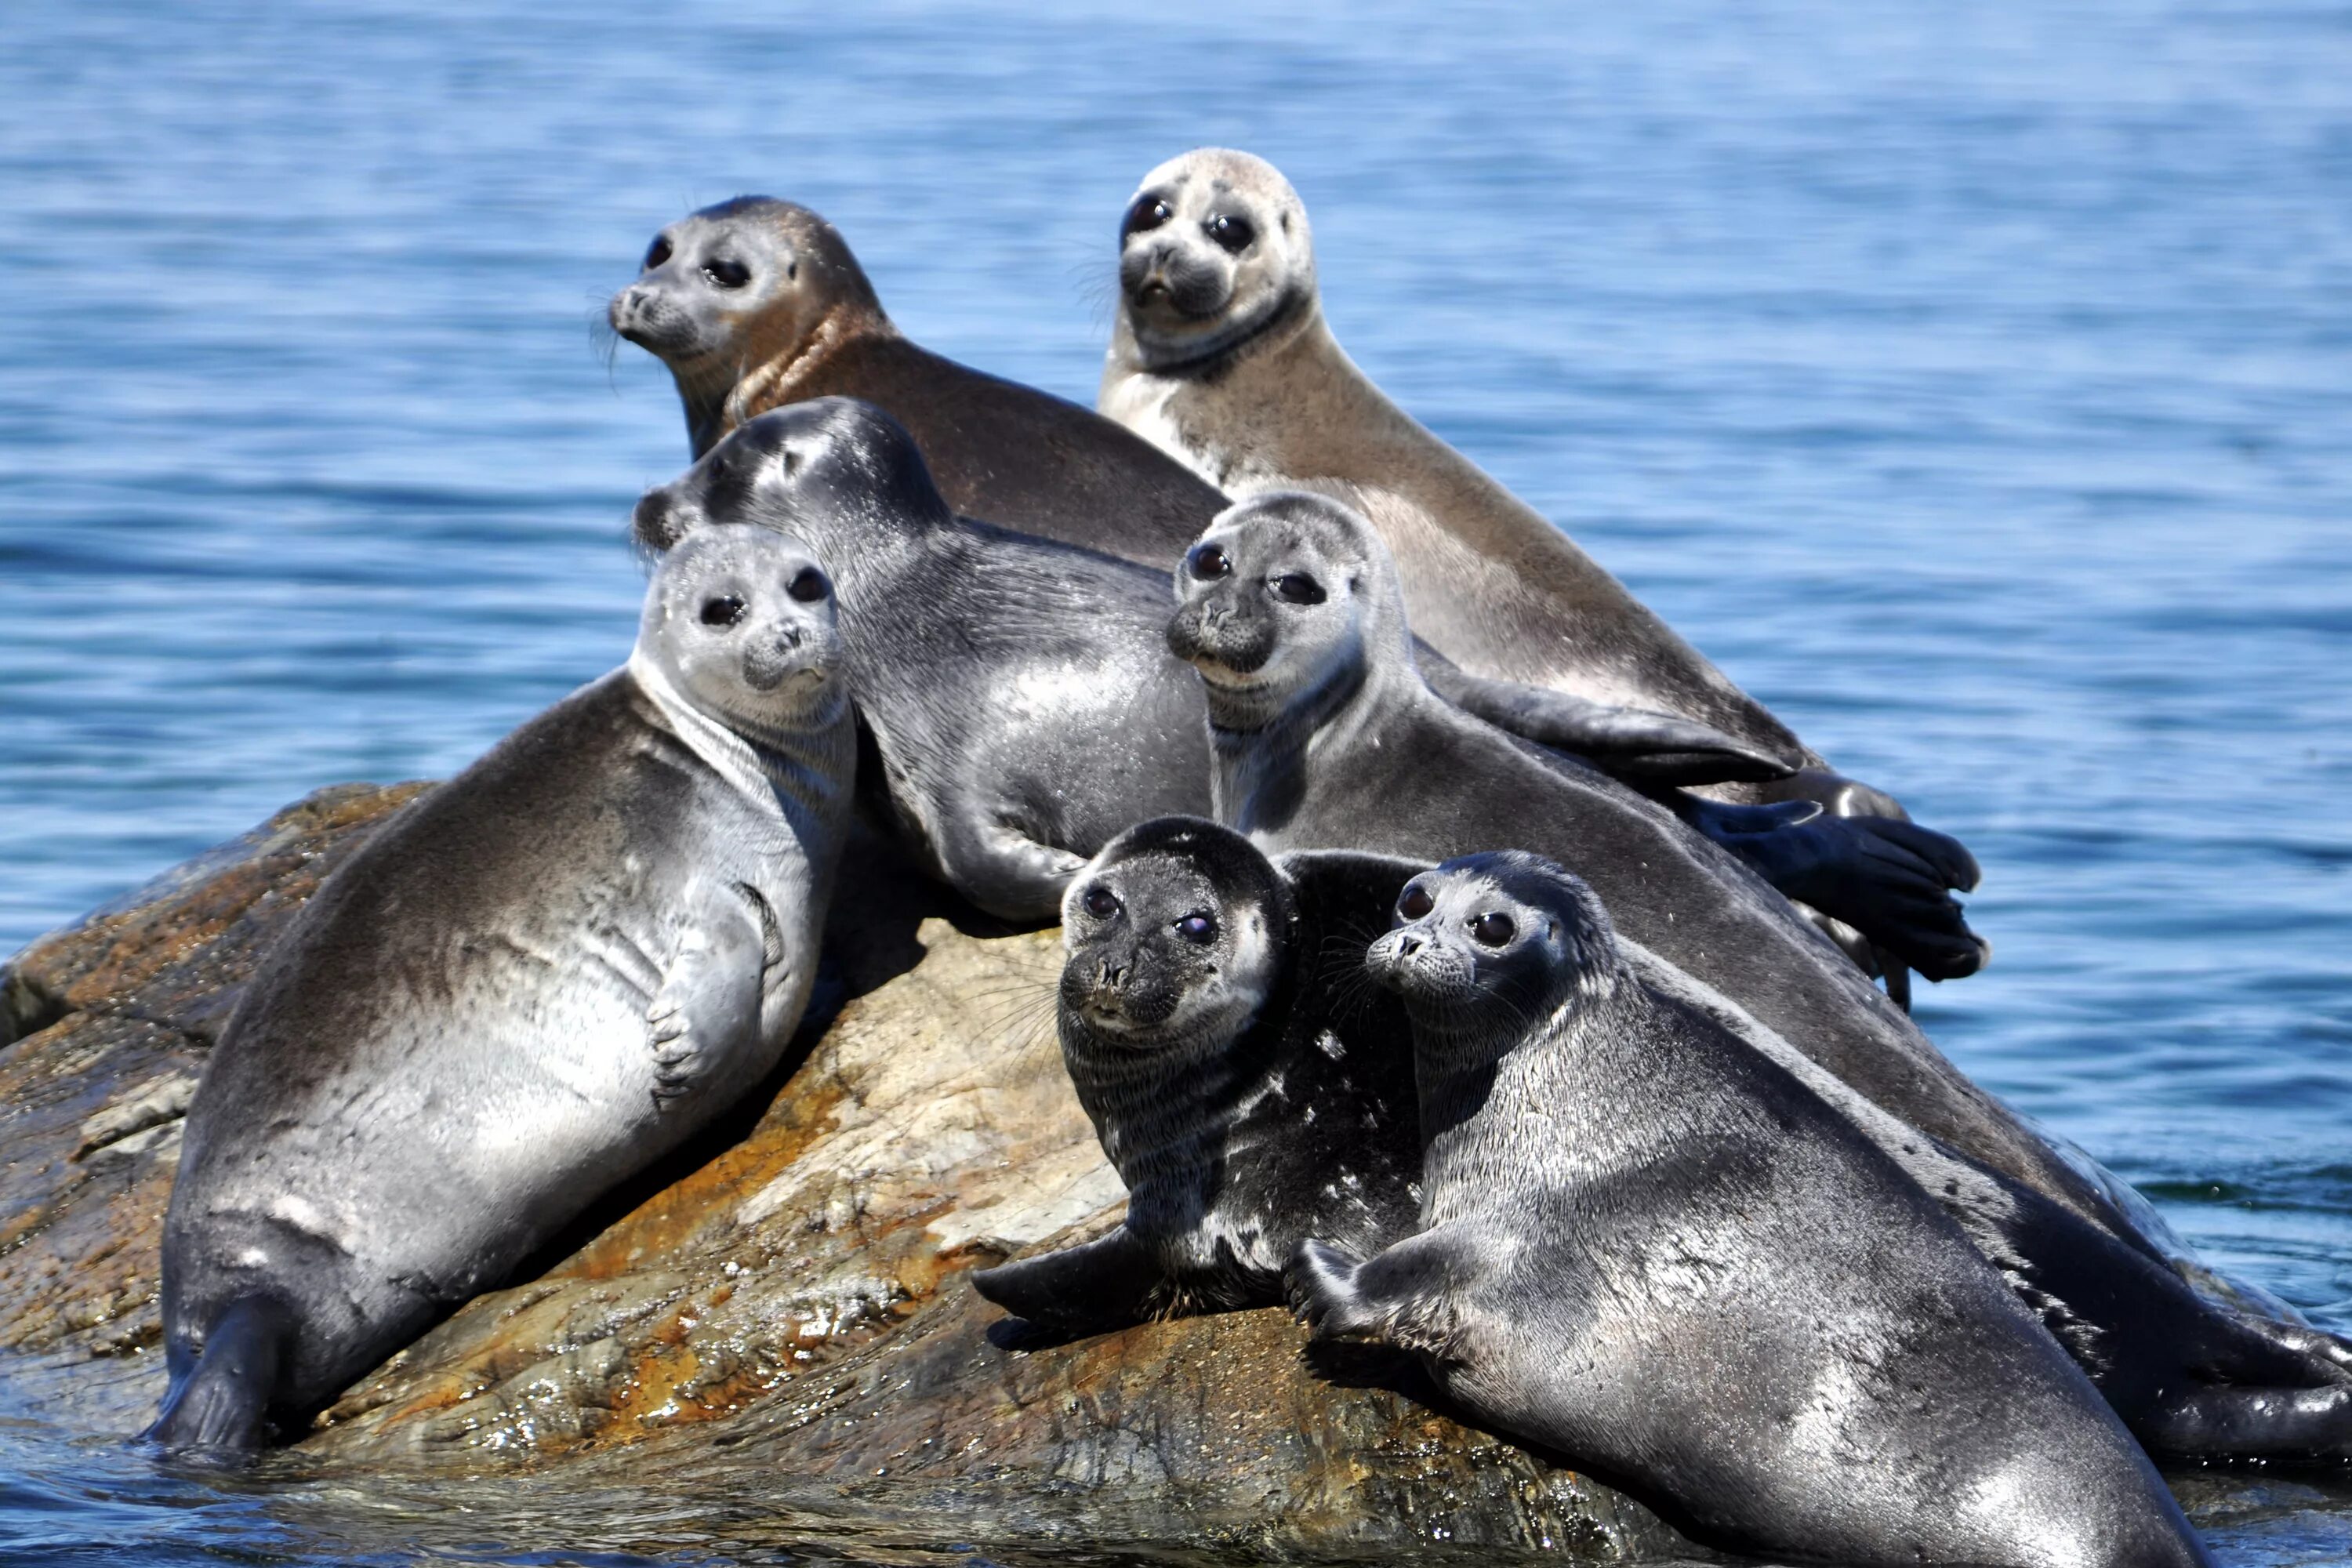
[610,198,885,456]
[640,525,848,735]
[1167,490,1410,735]
[632,397,954,554]
[1115,149,1316,375]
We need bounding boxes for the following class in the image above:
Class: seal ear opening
[142,1294,292,1456]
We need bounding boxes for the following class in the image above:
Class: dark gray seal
[630,400,1789,921]
[1164,491,2056,1201]
[1099,147,1984,998]
[146,528,857,1453]
[969,818,1423,1337]
[1295,851,2211,1568]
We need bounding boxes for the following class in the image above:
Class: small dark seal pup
[969,818,1424,1336]
[631,400,1798,920]
[608,198,1969,960]
[1296,852,2211,1568]
[147,529,857,1453]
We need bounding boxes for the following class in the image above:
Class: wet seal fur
[631,400,1775,920]
[1296,851,2211,1568]
[1100,147,1987,996]
[147,529,856,1454]
[971,818,1423,1337]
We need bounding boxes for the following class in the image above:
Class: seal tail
[142,1296,289,1454]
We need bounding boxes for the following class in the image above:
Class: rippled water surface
[4,1,2350,1562]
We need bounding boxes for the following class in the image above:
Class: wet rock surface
[0,785,1697,1561]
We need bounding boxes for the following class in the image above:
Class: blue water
[4,0,2350,1561]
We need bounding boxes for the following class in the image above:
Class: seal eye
[643,237,673,270]
[1271,573,1326,605]
[1398,885,1435,920]
[1188,543,1232,581]
[699,594,747,628]
[1081,886,1121,920]
[1471,912,1517,947]
[702,258,750,289]
[786,566,829,604]
[1207,213,1256,253]
[1175,913,1218,944]
[1123,196,1173,239]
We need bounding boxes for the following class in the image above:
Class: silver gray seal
[1296,851,2210,1568]
[147,528,856,1453]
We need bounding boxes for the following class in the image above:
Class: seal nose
[1396,935,1422,957]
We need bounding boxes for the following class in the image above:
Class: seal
[1295,851,2212,1568]
[969,818,1424,1337]
[145,528,857,1453]
[1098,148,1979,995]
[631,400,1785,920]
[1165,493,2045,1196]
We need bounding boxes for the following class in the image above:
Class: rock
[0,785,1694,1561]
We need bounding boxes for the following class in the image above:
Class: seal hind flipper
[647,880,772,1106]
[142,1294,291,1454]
[970,1226,1165,1341]
[1431,670,1798,786]
[1674,797,1991,982]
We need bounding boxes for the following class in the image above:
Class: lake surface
[4,0,2350,1561]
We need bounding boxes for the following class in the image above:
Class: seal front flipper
[646,879,772,1107]
[142,1294,292,1455]
[971,1226,1163,1341]
[1428,667,1798,786]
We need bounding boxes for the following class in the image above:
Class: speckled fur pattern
[1301,852,2212,1568]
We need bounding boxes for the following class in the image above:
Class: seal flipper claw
[143,1294,289,1455]
[971,1227,1163,1339]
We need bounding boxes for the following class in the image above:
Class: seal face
[146,529,857,1454]
[1112,151,1316,376]
[1299,853,2212,1568]
[1102,149,1986,1000]
[969,818,1425,1338]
